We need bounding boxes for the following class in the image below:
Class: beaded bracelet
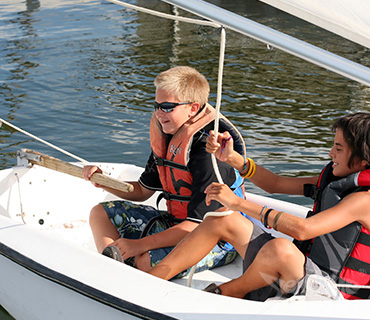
[260,206,267,223]
[263,209,273,229]
[240,158,256,179]
[241,155,248,173]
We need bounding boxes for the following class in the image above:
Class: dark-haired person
[149,112,370,300]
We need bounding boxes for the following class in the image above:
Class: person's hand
[110,238,146,260]
[205,182,240,210]
[206,130,234,162]
[82,165,103,187]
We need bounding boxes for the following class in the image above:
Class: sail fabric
[260,0,370,49]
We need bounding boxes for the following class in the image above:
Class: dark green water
[1,0,370,317]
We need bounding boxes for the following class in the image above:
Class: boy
[83,66,246,276]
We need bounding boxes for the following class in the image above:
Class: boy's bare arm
[100,181,155,201]
[82,164,155,201]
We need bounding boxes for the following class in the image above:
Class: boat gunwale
[0,241,177,320]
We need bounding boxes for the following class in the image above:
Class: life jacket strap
[158,191,191,202]
[140,213,185,238]
[357,231,370,246]
[154,156,188,171]
[345,257,370,275]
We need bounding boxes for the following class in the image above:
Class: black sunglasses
[154,101,193,113]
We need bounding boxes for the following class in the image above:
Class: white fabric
[305,275,344,301]
[260,0,370,49]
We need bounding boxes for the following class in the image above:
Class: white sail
[260,0,370,49]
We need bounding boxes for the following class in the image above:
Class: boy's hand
[82,165,103,187]
[111,238,146,260]
[206,130,234,162]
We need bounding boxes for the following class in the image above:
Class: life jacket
[299,162,370,299]
[150,103,246,220]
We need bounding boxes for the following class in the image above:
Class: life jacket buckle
[304,184,321,201]
[155,157,165,167]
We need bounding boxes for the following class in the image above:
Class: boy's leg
[90,204,120,252]
[90,201,161,254]
[149,211,254,280]
[219,238,306,298]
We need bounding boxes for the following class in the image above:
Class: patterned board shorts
[101,200,238,278]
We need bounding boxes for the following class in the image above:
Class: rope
[336,283,370,289]
[107,1,232,204]
[0,118,88,163]
[106,0,370,295]
[211,27,226,185]
[106,0,232,288]
[208,26,233,218]
[187,28,232,287]
[106,0,221,28]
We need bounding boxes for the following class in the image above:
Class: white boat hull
[0,163,369,319]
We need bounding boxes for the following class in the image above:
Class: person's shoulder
[340,190,370,214]
[352,189,370,201]
[192,128,208,146]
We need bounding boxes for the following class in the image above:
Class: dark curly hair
[332,112,370,169]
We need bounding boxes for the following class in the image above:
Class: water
[0,0,370,317]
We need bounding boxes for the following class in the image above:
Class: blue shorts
[101,200,238,278]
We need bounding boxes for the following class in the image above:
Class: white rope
[188,28,233,287]
[207,28,233,215]
[107,0,221,28]
[336,283,370,289]
[105,2,232,287]
[0,118,88,163]
[14,172,26,224]
[186,264,197,288]
[203,210,234,220]
[211,27,227,185]
[104,2,370,294]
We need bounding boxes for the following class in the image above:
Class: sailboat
[0,1,369,319]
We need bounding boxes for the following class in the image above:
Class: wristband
[273,211,284,230]
[263,209,273,229]
[260,206,267,223]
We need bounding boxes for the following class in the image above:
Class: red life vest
[150,103,246,220]
[301,163,370,299]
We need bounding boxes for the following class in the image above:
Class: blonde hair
[154,66,210,106]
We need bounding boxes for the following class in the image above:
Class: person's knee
[134,252,151,272]
[261,238,297,264]
[89,204,106,227]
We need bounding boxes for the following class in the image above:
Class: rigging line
[106,2,233,203]
[336,283,370,289]
[107,0,229,187]
[106,0,221,28]
[0,118,88,164]
[211,26,227,185]
[187,28,232,288]
[14,173,26,224]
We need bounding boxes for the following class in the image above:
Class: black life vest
[299,162,370,299]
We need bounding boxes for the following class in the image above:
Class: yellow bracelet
[240,158,256,179]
